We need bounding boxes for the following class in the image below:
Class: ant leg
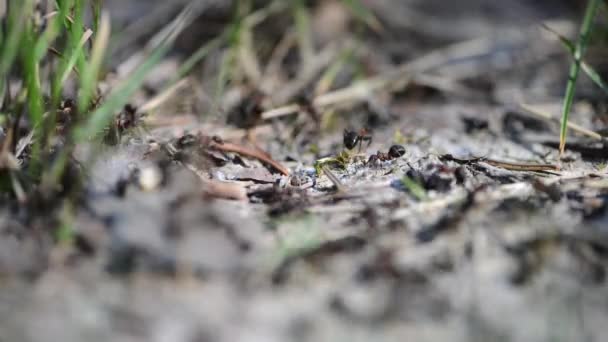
[359,136,372,152]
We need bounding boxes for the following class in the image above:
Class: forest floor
[1,1,608,341]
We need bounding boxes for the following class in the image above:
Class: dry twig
[519,103,604,141]
[207,138,290,176]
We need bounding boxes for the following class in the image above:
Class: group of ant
[342,128,406,165]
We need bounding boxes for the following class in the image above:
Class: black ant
[367,145,406,165]
[343,128,372,152]
[116,104,139,132]
[103,104,142,145]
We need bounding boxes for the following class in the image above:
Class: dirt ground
[2,1,608,341]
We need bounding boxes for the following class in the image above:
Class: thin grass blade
[559,0,600,154]
[543,24,608,93]
[0,0,35,79]
[78,11,110,112]
[341,0,383,33]
[59,29,92,85]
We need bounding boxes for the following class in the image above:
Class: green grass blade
[51,0,84,102]
[69,0,88,77]
[580,62,608,93]
[341,0,382,32]
[401,175,428,201]
[33,3,66,62]
[559,0,600,154]
[543,24,608,94]
[20,24,46,174]
[78,12,110,112]
[58,29,92,85]
[56,0,75,28]
[91,0,102,33]
[0,0,35,79]
[21,30,44,128]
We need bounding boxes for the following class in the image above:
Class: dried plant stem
[321,166,345,192]
[520,103,603,141]
[260,35,501,121]
[262,77,391,120]
[210,140,290,175]
[139,78,191,113]
[179,160,248,201]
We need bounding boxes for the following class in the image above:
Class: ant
[367,145,406,165]
[343,128,372,152]
[116,104,139,132]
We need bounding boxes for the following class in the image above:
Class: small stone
[138,166,163,191]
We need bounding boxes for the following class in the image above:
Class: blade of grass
[401,175,428,201]
[21,23,46,174]
[78,11,110,113]
[91,0,102,33]
[69,0,87,78]
[580,59,608,93]
[33,10,62,62]
[51,0,85,102]
[58,28,92,85]
[559,0,600,155]
[340,0,383,33]
[0,0,35,80]
[542,24,608,93]
[22,30,45,128]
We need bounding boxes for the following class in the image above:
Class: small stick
[440,154,558,172]
[482,158,559,172]
[261,78,389,120]
[139,78,190,113]
[209,140,290,176]
[519,103,603,141]
[321,166,345,193]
